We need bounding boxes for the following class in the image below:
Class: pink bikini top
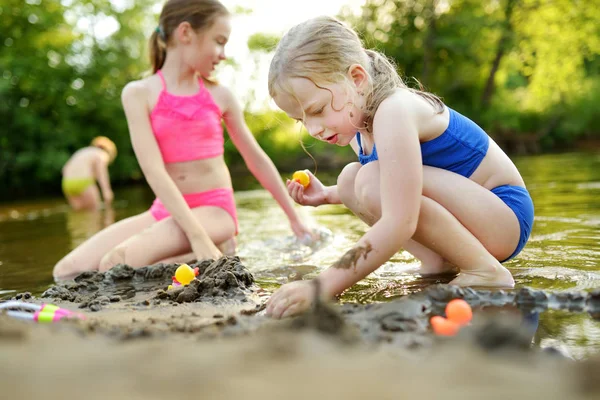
[150,70,224,163]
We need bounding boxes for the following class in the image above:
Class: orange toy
[445,299,473,326]
[430,299,473,337]
[430,316,460,336]
[292,170,310,188]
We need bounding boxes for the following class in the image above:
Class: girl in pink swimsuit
[53,0,313,279]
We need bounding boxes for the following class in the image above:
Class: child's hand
[286,170,326,207]
[191,237,222,261]
[290,219,314,242]
[266,280,315,318]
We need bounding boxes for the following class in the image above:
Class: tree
[0,0,156,199]
[340,0,600,149]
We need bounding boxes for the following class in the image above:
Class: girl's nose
[306,123,324,139]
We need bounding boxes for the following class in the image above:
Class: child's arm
[121,82,221,260]
[267,94,423,318]
[319,99,423,294]
[322,185,342,204]
[221,87,312,238]
[94,158,114,205]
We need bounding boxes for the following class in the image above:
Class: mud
[182,283,600,351]
[3,257,600,398]
[155,256,255,304]
[331,242,373,270]
[0,315,598,400]
[10,257,600,346]
[40,256,256,311]
[1,293,600,400]
[12,259,598,350]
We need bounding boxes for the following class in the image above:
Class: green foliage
[0,0,157,199]
[230,5,253,16]
[340,0,600,150]
[247,32,281,53]
[1,0,599,201]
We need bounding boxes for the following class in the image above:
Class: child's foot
[218,237,237,256]
[449,264,515,288]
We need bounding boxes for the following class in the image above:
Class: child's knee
[354,163,380,210]
[99,245,127,272]
[337,162,362,204]
[357,186,380,212]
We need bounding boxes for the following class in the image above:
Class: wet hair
[91,136,117,163]
[150,0,229,73]
[268,16,444,132]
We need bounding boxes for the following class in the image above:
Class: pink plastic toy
[0,301,85,323]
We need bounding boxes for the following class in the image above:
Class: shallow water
[0,152,598,357]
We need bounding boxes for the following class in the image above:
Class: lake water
[1,152,598,358]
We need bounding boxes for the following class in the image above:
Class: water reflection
[66,206,115,249]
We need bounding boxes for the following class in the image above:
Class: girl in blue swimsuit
[265,16,534,319]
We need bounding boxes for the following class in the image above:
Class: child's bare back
[62,147,104,178]
[62,137,117,211]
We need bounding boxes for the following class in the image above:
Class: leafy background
[1,0,598,200]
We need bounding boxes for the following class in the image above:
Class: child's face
[185,15,231,77]
[273,77,365,146]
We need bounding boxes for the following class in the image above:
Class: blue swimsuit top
[356,107,489,178]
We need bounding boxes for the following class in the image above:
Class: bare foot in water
[449,264,515,288]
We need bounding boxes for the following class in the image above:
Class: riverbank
[1,257,599,399]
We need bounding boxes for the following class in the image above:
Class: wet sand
[1,256,599,399]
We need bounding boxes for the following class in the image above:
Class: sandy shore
[1,257,599,399]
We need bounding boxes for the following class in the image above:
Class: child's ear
[347,64,368,92]
[175,21,193,44]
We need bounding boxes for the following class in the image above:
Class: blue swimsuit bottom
[490,185,534,261]
[355,107,534,261]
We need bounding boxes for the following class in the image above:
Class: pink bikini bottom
[149,188,238,234]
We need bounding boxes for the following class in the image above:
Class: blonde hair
[268,16,444,132]
[150,0,229,74]
[91,136,117,163]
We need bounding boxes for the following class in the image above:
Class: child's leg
[157,253,196,265]
[415,196,515,287]
[337,163,452,274]
[338,162,518,287]
[401,239,457,275]
[53,211,156,279]
[66,185,101,211]
[98,206,236,271]
[156,237,237,265]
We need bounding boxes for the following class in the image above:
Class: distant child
[265,16,534,318]
[53,0,312,279]
[61,136,117,211]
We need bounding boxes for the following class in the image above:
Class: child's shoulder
[375,89,423,120]
[121,75,158,103]
[376,89,445,124]
[203,80,238,112]
[203,78,231,96]
[71,146,103,162]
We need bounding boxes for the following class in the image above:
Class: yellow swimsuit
[61,177,95,196]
